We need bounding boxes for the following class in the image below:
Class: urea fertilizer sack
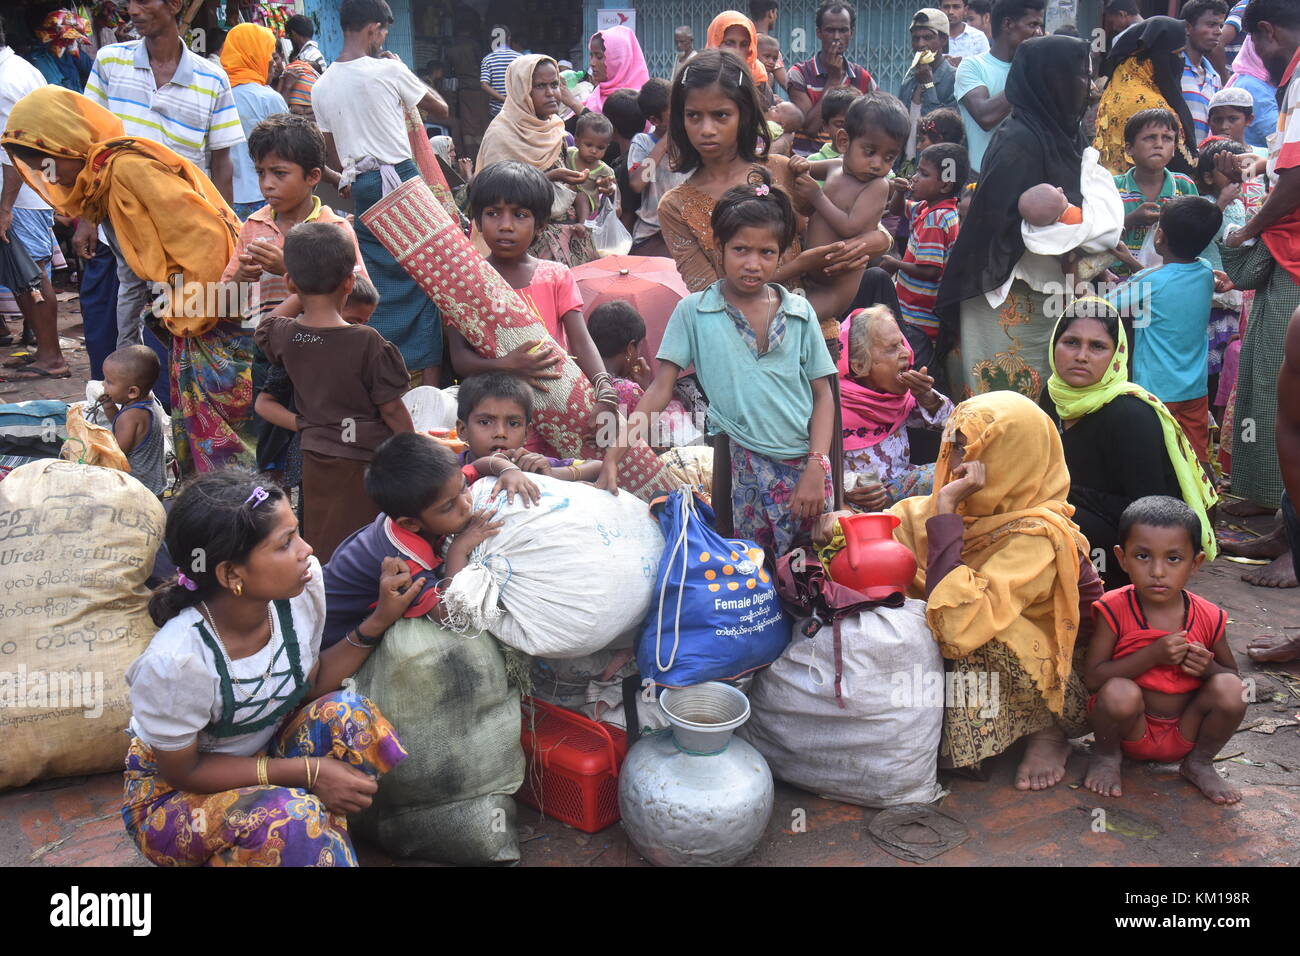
[0,459,165,790]
[441,474,664,658]
[739,600,945,808]
[351,616,523,865]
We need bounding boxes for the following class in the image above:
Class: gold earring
[233,581,243,597]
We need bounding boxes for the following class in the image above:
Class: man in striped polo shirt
[1181,0,1227,145]
[76,0,244,348]
[480,25,524,117]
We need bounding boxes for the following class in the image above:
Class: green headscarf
[1047,297,1219,560]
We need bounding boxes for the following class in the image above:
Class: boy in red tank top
[1082,496,1246,805]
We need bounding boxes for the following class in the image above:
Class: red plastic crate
[518,696,629,833]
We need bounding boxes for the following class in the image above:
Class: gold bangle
[257,754,269,787]
[303,755,312,790]
[310,757,320,790]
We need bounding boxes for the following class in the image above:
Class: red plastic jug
[827,512,917,600]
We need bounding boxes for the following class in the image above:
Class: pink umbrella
[571,255,689,374]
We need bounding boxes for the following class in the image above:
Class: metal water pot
[619,682,774,867]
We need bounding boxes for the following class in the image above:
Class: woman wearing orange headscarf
[3,86,247,474]
[220,23,288,220]
[706,12,768,84]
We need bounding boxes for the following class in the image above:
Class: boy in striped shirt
[880,143,966,360]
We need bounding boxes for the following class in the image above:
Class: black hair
[283,222,357,295]
[816,0,855,30]
[247,112,326,174]
[920,142,971,195]
[1197,137,1249,186]
[468,160,553,227]
[1159,194,1223,259]
[918,107,965,145]
[1245,0,1300,32]
[346,273,379,307]
[1183,0,1229,27]
[968,0,992,14]
[1051,300,1120,351]
[1118,495,1204,555]
[1053,23,1080,37]
[286,14,315,38]
[992,0,1045,38]
[104,343,161,392]
[207,28,227,54]
[819,86,861,124]
[711,165,797,252]
[456,371,534,423]
[843,92,910,146]
[7,144,52,168]
[588,301,646,358]
[603,88,646,141]
[365,433,460,520]
[637,77,671,122]
[148,470,289,625]
[669,48,770,174]
[1123,107,1181,145]
[340,0,391,32]
[1102,0,1139,16]
[576,110,615,141]
[749,0,780,21]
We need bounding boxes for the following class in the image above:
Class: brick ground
[3,286,1299,867]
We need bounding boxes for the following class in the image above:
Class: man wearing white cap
[901,10,958,118]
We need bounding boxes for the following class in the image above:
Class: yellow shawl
[890,391,1091,715]
[2,86,240,337]
[476,54,566,173]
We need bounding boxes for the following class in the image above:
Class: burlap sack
[0,459,165,790]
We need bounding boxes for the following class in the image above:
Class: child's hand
[878,254,902,274]
[311,756,379,814]
[1214,149,1246,184]
[935,461,985,514]
[1179,641,1214,677]
[793,172,821,203]
[1152,631,1190,667]
[595,175,617,197]
[899,366,935,399]
[245,239,286,276]
[234,254,263,283]
[1125,202,1161,229]
[494,467,541,507]
[791,465,828,522]
[509,450,551,475]
[889,177,910,199]
[1213,270,1233,293]
[573,223,590,238]
[788,155,811,178]
[845,480,888,512]
[507,339,564,389]
[453,506,505,551]
[370,555,427,630]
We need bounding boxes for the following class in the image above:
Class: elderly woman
[1039,299,1219,587]
[4,86,246,472]
[476,54,596,266]
[838,306,952,510]
[819,391,1104,788]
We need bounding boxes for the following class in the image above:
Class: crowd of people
[7,0,1300,865]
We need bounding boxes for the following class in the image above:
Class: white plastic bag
[591,196,632,257]
[441,474,664,657]
[402,385,460,433]
[739,599,946,807]
[1135,224,1162,270]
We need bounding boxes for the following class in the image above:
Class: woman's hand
[823,231,892,275]
[1214,149,1246,184]
[935,460,985,514]
[900,366,941,412]
[846,480,888,511]
[458,157,474,180]
[548,167,589,186]
[311,757,380,814]
[790,466,828,522]
[370,556,427,631]
[594,457,621,496]
[630,356,653,390]
[1223,227,1251,249]
[506,339,564,388]
[1217,181,1243,209]
[811,510,853,548]
[1213,269,1233,293]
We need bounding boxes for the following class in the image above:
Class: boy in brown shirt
[255,222,414,562]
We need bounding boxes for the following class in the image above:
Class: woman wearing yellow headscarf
[706,12,768,85]
[220,23,288,220]
[888,391,1103,787]
[1041,298,1219,585]
[3,85,247,474]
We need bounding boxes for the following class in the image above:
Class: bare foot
[1180,754,1241,805]
[1014,729,1071,790]
[6,360,71,379]
[1221,520,1286,559]
[1247,631,1300,662]
[1242,553,1296,588]
[1220,498,1274,518]
[1083,749,1124,797]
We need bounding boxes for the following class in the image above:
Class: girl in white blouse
[123,469,424,866]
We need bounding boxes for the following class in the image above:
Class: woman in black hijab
[935,35,1094,402]
[1092,16,1198,175]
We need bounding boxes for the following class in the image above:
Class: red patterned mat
[361,178,670,499]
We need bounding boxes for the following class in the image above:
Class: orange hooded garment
[220,22,277,88]
[706,11,768,84]
[2,86,239,338]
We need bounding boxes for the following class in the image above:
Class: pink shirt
[517,259,584,348]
